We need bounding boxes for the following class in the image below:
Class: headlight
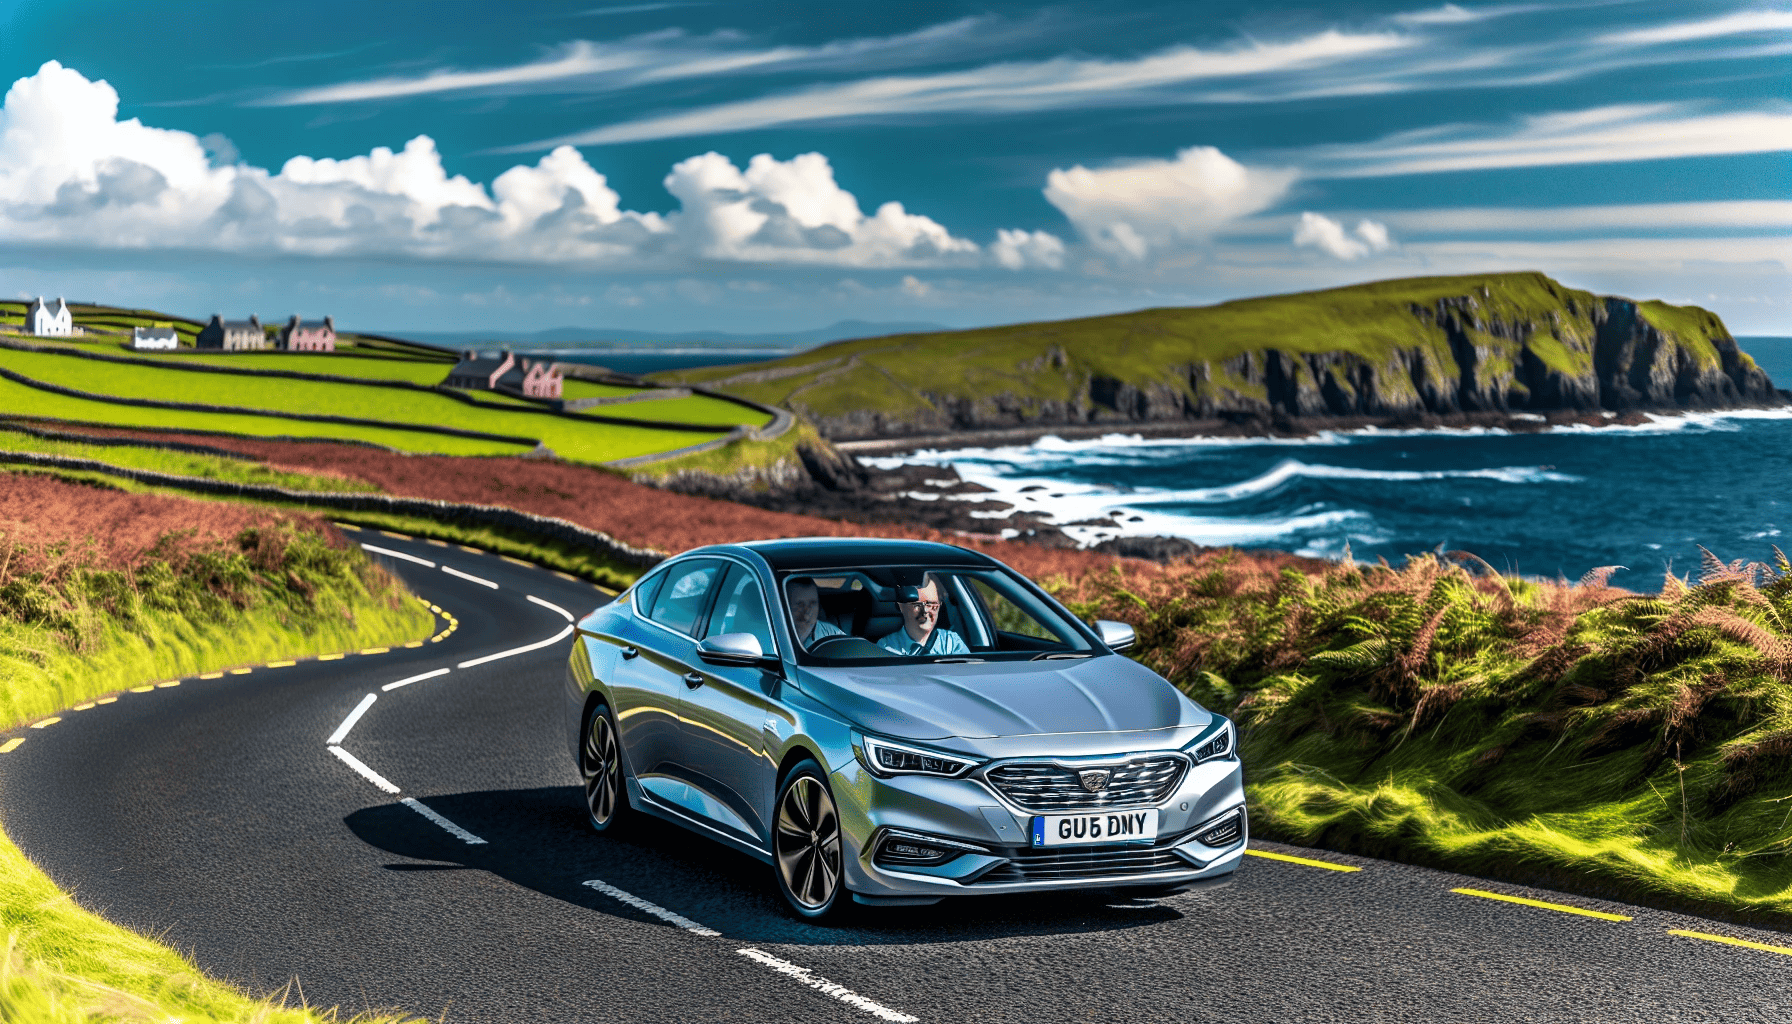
[1187,718,1236,764]
[855,733,980,778]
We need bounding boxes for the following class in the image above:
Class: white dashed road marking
[527,594,575,622]
[381,667,452,692]
[443,565,498,589]
[403,797,487,844]
[581,878,919,1021]
[328,745,401,794]
[457,624,574,669]
[326,693,378,745]
[359,543,436,568]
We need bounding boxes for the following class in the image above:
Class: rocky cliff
[668,273,1783,442]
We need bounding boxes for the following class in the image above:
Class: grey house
[196,314,266,350]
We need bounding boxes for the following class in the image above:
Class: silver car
[564,538,1246,919]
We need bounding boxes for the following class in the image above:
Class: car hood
[797,655,1206,742]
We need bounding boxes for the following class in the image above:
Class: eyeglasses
[901,601,942,612]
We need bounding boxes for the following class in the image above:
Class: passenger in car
[785,576,847,648]
[876,573,970,656]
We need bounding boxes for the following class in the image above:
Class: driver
[786,576,846,649]
[876,573,969,656]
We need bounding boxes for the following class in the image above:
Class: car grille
[985,756,1186,812]
[972,836,1194,884]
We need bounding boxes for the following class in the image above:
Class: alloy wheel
[583,710,622,829]
[775,774,842,910]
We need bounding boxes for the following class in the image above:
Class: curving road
[4,530,1792,1024]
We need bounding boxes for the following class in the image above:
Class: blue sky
[1,0,1787,335]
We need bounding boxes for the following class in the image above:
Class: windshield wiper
[1032,652,1092,661]
[933,657,986,663]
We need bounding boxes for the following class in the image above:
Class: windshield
[779,565,1096,665]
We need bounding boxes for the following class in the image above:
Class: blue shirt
[802,620,846,646]
[875,627,970,656]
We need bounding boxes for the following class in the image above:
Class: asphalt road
[4,530,1792,1024]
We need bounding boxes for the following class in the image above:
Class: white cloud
[1293,212,1394,260]
[1372,201,1792,233]
[514,29,1410,148]
[1043,146,1297,259]
[1597,9,1792,46]
[0,61,1010,271]
[1392,4,1482,25]
[901,275,932,298]
[1304,102,1792,177]
[259,19,1000,106]
[990,228,1066,270]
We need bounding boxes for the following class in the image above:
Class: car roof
[739,537,1001,572]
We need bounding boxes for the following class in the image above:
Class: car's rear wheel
[582,703,628,832]
[773,760,848,919]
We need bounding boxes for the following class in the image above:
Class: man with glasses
[785,576,847,649]
[876,573,969,656]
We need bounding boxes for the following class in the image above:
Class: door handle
[619,646,639,659]
[682,671,705,689]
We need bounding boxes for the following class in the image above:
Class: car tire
[772,759,851,921]
[581,702,629,833]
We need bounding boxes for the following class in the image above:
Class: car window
[647,559,720,636]
[631,569,667,615]
[709,564,777,654]
[967,577,1078,648]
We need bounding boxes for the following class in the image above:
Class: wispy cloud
[256,18,1001,106]
[506,29,1410,148]
[1597,8,1792,46]
[1303,102,1792,177]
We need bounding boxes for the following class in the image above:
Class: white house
[131,326,180,351]
[26,296,72,337]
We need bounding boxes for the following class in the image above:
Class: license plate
[1031,809,1159,847]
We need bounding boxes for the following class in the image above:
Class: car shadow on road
[344,785,1191,947]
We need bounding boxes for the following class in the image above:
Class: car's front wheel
[773,760,849,919]
[582,703,628,832]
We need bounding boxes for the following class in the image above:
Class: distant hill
[655,272,1786,441]
[403,319,951,350]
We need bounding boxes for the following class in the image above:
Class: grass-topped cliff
[661,272,1782,440]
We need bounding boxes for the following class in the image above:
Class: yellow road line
[96,697,116,705]
[361,647,390,655]
[554,571,579,581]
[459,545,481,553]
[502,555,532,567]
[426,539,449,547]
[267,660,296,668]
[129,686,154,693]
[1244,849,1362,872]
[592,583,618,595]
[332,522,361,531]
[1451,888,1631,921]
[199,672,224,680]
[403,640,424,648]
[318,653,344,661]
[29,717,60,729]
[157,680,181,687]
[380,530,412,540]
[228,668,251,675]
[1668,929,1792,956]
[0,739,22,754]
[73,703,95,711]
[429,604,442,613]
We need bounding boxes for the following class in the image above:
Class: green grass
[0,349,735,462]
[1046,548,1792,922]
[580,393,771,428]
[656,272,1742,430]
[0,427,381,493]
[562,379,647,401]
[0,516,427,1023]
[0,519,434,729]
[0,374,530,456]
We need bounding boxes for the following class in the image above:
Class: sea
[855,337,1792,583]
[558,339,1792,581]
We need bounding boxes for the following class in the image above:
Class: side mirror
[1094,619,1136,652]
[698,632,770,667]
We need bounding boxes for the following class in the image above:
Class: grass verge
[0,426,381,494]
[1046,548,1792,924]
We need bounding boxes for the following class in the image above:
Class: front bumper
[832,753,1247,899]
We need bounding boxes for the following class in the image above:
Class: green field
[0,347,735,462]
[0,427,380,492]
[657,272,1745,432]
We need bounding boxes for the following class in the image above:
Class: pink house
[280,315,336,352]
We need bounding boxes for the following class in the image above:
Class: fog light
[873,829,986,869]
[1195,810,1243,847]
